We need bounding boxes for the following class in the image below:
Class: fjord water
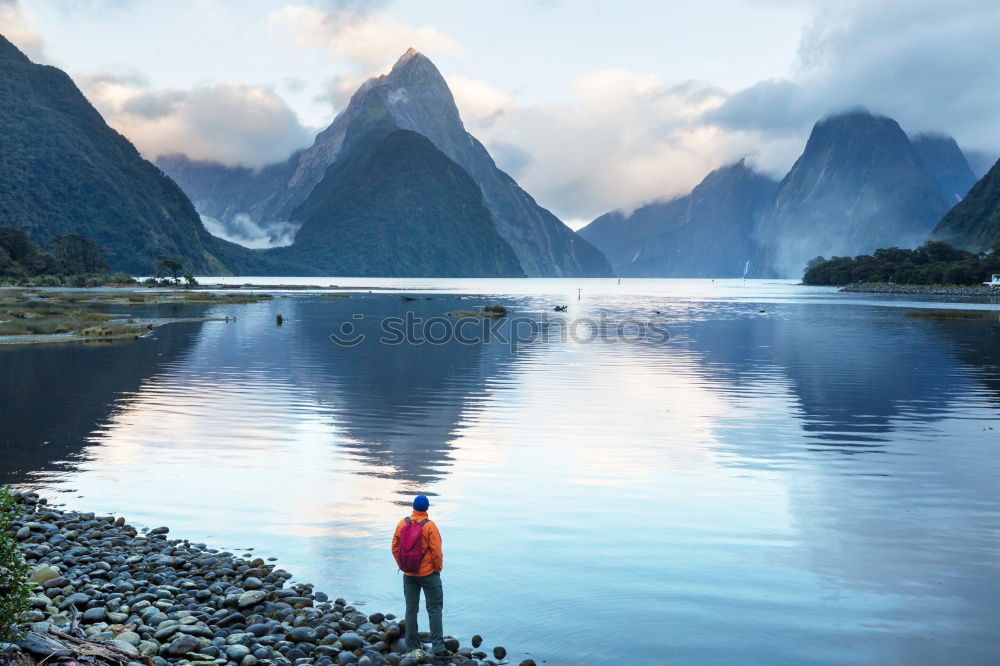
[2,279,999,665]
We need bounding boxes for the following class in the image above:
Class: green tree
[805,256,827,272]
[0,226,34,263]
[51,233,108,274]
[0,245,21,277]
[802,242,991,286]
[156,256,184,284]
[873,247,913,264]
[0,487,30,644]
[916,241,973,264]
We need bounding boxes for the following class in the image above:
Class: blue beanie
[413,494,430,511]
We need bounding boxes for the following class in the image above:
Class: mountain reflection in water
[1,281,997,666]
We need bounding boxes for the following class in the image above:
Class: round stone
[81,607,107,623]
[226,644,252,661]
[237,590,267,609]
[28,566,61,584]
[166,634,201,657]
[289,627,317,642]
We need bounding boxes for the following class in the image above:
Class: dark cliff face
[0,35,241,274]
[756,110,949,277]
[933,157,1000,253]
[160,49,613,277]
[579,160,777,277]
[264,129,524,277]
[911,133,977,205]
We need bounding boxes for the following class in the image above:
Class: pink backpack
[397,517,428,573]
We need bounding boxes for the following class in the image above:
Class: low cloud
[705,79,812,134]
[318,0,393,12]
[266,5,462,72]
[452,0,1000,224]
[485,141,534,179]
[0,0,47,62]
[79,73,314,168]
[271,4,465,127]
[452,69,761,222]
[447,74,513,130]
[13,0,996,230]
[47,0,136,16]
[707,0,1000,156]
[316,72,373,112]
[201,214,300,249]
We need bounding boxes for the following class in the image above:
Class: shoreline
[2,284,388,293]
[6,492,525,666]
[838,284,1000,297]
[0,317,232,346]
[0,289,279,346]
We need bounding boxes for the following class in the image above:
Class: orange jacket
[391,510,443,577]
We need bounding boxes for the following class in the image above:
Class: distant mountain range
[0,38,605,277]
[582,109,986,278]
[3,29,997,279]
[580,160,777,277]
[160,49,612,278]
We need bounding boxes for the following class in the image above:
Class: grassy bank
[0,288,274,345]
[446,305,508,318]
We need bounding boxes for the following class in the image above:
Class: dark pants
[403,572,444,651]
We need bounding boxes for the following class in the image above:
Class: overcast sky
[3,0,999,227]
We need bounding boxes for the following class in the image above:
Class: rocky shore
[839,283,999,297]
[4,492,531,666]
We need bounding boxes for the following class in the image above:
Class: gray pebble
[6,491,519,666]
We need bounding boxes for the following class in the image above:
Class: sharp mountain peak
[387,47,441,80]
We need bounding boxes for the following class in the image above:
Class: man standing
[391,494,445,655]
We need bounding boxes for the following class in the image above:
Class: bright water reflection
[1,280,998,665]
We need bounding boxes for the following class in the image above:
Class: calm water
[2,279,999,665]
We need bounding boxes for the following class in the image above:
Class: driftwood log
[6,625,154,666]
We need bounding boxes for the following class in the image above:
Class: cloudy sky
[2,0,999,228]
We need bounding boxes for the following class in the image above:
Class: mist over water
[2,279,999,665]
